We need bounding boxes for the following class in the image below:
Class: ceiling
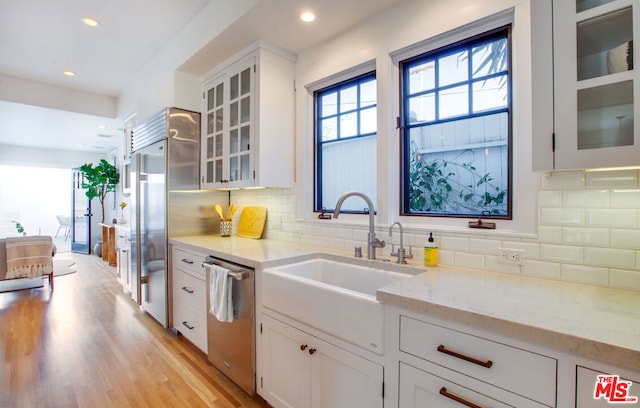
[0,0,401,153]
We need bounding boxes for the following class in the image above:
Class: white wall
[0,144,106,169]
[117,0,260,122]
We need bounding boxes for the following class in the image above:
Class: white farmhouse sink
[261,257,412,354]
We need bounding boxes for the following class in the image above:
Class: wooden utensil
[215,204,224,219]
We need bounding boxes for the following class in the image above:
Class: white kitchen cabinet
[398,362,544,408]
[260,314,383,408]
[576,365,640,407]
[201,42,295,189]
[115,225,131,293]
[393,312,557,407]
[171,245,207,352]
[542,0,639,170]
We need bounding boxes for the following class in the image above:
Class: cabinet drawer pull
[181,286,194,294]
[300,344,308,351]
[181,258,194,265]
[308,348,316,355]
[439,387,485,408]
[437,344,493,368]
[182,321,194,330]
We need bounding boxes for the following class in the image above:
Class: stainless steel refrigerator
[130,107,212,327]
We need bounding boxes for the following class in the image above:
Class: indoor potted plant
[80,159,120,224]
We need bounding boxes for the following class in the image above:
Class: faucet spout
[333,191,384,259]
[389,222,405,264]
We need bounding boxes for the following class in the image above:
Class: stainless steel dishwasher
[202,255,255,395]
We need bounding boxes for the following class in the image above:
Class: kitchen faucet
[389,222,413,264]
[333,192,385,260]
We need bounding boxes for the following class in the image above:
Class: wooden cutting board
[237,206,268,239]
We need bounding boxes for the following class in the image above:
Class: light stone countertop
[170,235,640,371]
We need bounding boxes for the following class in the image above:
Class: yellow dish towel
[5,236,53,279]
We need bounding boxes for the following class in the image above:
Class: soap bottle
[424,232,438,267]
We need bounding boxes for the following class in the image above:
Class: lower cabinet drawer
[576,366,640,407]
[400,315,557,406]
[399,362,547,408]
[173,248,206,279]
[173,304,206,353]
[173,268,206,313]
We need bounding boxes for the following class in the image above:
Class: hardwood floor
[0,252,270,408]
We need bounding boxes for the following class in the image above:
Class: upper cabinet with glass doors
[551,0,637,170]
[201,43,295,189]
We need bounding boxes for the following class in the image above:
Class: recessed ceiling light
[81,17,100,27]
[300,11,316,22]
[63,70,76,77]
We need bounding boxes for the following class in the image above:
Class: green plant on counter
[80,159,120,223]
[11,221,25,235]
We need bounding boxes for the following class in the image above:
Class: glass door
[71,169,91,254]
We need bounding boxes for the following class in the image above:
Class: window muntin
[315,73,377,212]
[402,26,512,218]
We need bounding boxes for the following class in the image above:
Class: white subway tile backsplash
[469,238,502,255]
[586,209,638,228]
[538,190,562,207]
[537,226,562,243]
[609,269,640,291]
[611,190,640,208]
[454,252,485,269]
[540,171,585,189]
[234,173,640,291]
[562,227,610,247]
[438,250,454,266]
[522,260,561,280]
[541,244,583,263]
[562,264,609,287]
[610,229,640,249]
[540,208,585,226]
[587,170,638,189]
[584,247,635,269]
[563,190,609,208]
[441,236,469,251]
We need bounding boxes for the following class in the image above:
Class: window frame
[399,25,513,219]
[313,71,377,213]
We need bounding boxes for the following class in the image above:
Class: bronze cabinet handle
[181,286,194,294]
[437,344,493,368]
[181,258,194,264]
[182,321,194,330]
[308,348,316,355]
[439,387,485,408]
[300,344,308,351]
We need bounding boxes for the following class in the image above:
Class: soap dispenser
[424,232,438,267]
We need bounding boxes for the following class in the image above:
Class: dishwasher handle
[201,261,251,281]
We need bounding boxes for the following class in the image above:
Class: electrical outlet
[272,215,282,230]
[498,248,525,265]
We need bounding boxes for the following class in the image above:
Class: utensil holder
[220,220,232,237]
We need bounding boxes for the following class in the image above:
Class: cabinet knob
[308,348,316,355]
[300,344,308,351]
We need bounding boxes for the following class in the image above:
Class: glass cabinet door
[204,78,225,184]
[228,65,253,183]
[553,0,638,169]
[201,56,255,188]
